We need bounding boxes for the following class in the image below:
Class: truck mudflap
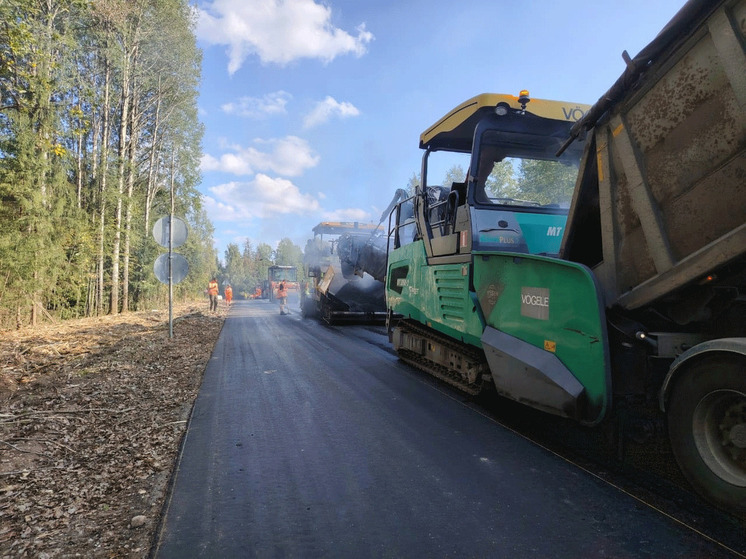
[659,338,746,412]
[481,326,586,421]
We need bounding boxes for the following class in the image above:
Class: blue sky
[194,0,687,259]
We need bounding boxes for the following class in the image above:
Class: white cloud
[206,175,322,220]
[221,91,292,118]
[197,0,374,74]
[201,136,320,177]
[321,207,372,222]
[303,96,360,129]
[201,152,252,175]
[202,193,244,224]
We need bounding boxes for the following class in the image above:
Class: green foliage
[485,158,577,206]
[0,0,210,326]
[253,243,273,290]
[215,238,305,299]
[485,160,519,199]
[442,164,465,187]
[405,172,420,196]
[221,243,245,293]
[515,159,577,206]
[171,206,216,305]
[275,238,303,267]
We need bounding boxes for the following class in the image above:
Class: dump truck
[384,0,745,516]
[302,222,387,323]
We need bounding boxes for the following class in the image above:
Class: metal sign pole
[169,218,174,339]
[169,159,175,339]
[152,205,189,339]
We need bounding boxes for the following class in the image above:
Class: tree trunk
[97,54,112,316]
[31,271,38,327]
[122,51,140,313]
[144,76,162,236]
[76,100,84,209]
[110,49,131,315]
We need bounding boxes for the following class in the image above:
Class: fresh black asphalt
[153,299,739,558]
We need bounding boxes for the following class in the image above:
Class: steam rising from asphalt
[337,232,388,282]
[303,231,387,312]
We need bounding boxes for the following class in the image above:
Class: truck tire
[667,354,746,516]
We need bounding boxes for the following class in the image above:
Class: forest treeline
[0,0,214,329]
[218,238,304,300]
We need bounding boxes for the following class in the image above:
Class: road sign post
[153,216,189,338]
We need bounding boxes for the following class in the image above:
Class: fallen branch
[10,437,77,454]
[28,343,66,355]
[135,419,186,436]
[0,407,137,423]
[0,440,53,460]
[35,302,58,325]
[0,465,70,477]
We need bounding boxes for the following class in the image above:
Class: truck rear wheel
[667,355,746,516]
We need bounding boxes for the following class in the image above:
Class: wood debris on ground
[0,301,226,558]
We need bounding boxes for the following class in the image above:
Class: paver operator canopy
[406,92,590,260]
[420,92,588,151]
[419,93,590,221]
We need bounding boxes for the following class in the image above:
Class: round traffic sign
[153,216,188,248]
[154,253,189,285]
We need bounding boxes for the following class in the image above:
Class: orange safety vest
[225,286,233,300]
[208,280,218,296]
[277,283,288,298]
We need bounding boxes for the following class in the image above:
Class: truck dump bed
[561,0,746,310]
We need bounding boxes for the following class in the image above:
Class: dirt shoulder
[0,301,226,558]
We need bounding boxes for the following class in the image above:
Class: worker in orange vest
[224,284,233,307]
[277,281,289,315]
[208,278,219,312]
